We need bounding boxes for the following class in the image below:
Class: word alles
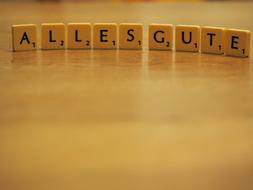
[12,23,251,57]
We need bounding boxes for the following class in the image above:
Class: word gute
[12,23,251,57]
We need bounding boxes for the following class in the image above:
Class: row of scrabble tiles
[12,23,251,57]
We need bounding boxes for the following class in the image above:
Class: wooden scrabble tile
[224,29,251,57]
[119,23,143,50]
[12,24,37,51]
[201,26,225,54]
[93,23,117,49]
[41,23,65,50]
[149,24,173,50]
[175,25,200,52]
[67,23,91,49]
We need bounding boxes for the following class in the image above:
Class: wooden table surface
[0,1,253,190]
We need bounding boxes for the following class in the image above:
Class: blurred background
[1,0,253,2]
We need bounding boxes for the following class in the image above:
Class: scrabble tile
[67,23,91,49]
[224,29,251,57]
[12,24,37,51]
[201,26,225,54]
[93,23,117,49]
[149,24,173,50]
[41,23,65,50]
[119,23,143,50]
[175,25,200,52]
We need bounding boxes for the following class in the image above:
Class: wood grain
[0,2,253,190]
